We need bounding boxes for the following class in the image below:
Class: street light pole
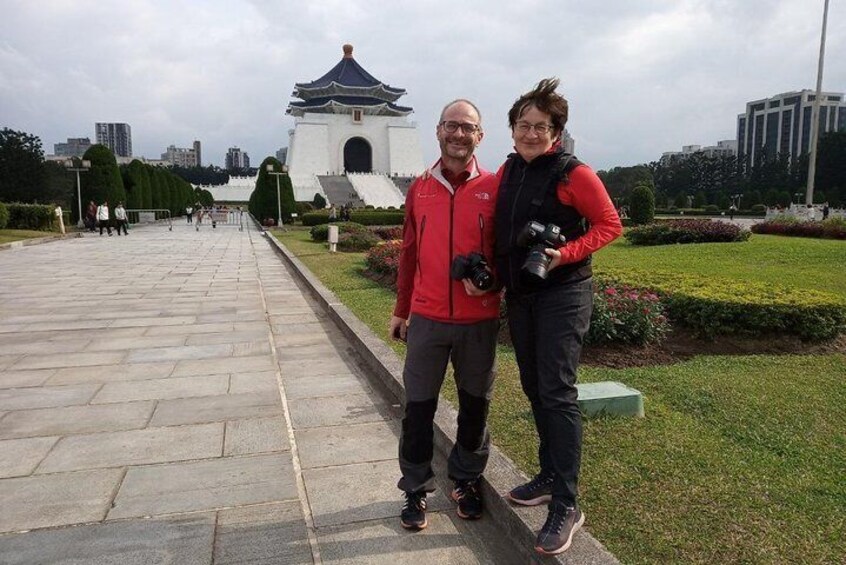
[266,164,288,230]
[806,0,830,205]
[64,159,91,228]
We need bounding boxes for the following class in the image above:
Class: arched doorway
[344,137,372,173]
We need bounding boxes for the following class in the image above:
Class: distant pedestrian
[96,201,112,236]
[329,205,337,221]
[822,202,830,220]
[186,205,194,224]
[114,202,128,235]
[85,200,97,232]
[729,204,737,221]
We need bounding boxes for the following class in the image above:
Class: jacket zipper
[478,214,485,254]
[417,215,427,280]
[449,192,455,318]
[508,165,528,288]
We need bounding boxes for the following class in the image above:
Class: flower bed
[625,219,750,246]
[587,282,669,345]
[751,217,846,239]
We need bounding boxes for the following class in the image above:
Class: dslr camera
[450,252,494,291]
[516,221,567,281]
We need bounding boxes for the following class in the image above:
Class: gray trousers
[397,314,498,493]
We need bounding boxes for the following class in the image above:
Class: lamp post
[266,164,288,229]
[64,159,91,228]
[806,0,830,205]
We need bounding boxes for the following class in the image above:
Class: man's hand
[389,315,408,342]
[461,278,489,296]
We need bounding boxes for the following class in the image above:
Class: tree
[0,128,46,203]
[249,157,294,223]
[122,160,150,210]
[629,183,655,225]
[313,193,327,209]
[81,145,125,214]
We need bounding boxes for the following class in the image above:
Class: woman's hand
[543,247,563,271]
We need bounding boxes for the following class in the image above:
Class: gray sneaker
[506,473,554,506]
[535,503,584,555]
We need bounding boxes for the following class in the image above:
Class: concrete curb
[263,229,621,565]
[0,232,83,251]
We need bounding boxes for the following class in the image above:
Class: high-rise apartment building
[161,140,202,167]
[737,90,846,168]
[225,147,250,170]
[54,137,91,157]
[95,123,132,157]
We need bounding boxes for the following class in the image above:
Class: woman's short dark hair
[507,77,568,136]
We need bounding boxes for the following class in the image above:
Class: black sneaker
[506,473,554,506]
[400,491,427,530]
[451,479,483,520]
[535,503,585,555]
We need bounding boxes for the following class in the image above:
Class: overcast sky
[2,0,844,172]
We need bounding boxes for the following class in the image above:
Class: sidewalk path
[0,222,519,563]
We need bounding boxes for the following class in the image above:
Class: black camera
[516,221,567,281]
[450,252,494,291]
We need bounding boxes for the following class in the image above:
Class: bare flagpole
[805,0,830,205]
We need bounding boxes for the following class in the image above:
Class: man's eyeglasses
[440,121,481,134]
[514,121,554,135]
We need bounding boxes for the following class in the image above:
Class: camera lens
[521,245,552,281]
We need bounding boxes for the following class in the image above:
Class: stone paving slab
[303,459,451,528]
[277,342,345,361]
[279,357,357,377]
[45,361,176,385]
[109,315,196,328]
[0,383,101,411]
[224,416,290,456]
[172,354,276,377]
[284,372,372,400]
[84,335,188,352]
[0,436,59,478]
[0,513,216,565]
[0,369,55,389]
[0,338,92,356]
[92,374,229,404]
[214,502,312,565]
[150,392,281,427]
[0,401,156,439]
[0,468,123,532]
[318,514,480,565]
[10,351,126,371]
[144,322,235,336]
[185,329,268,346]
[109,453,298,519]
[126,343,235,364]
[295,421,397,469]
[288,392,390,429]
[36,422,224,473]
[229,370,278,394]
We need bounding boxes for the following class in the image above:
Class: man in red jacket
[389,99,500,530]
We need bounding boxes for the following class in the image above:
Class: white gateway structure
[285,44,423,207]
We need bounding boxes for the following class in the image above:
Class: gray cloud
[1,0,843,172]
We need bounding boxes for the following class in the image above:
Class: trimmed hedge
[309,222,368,242]
[625,219,751,245]
[338,231,380,252]
[0,201,8,229]
[301,209,404,227]
[594,267,846,340]
[751,217,846,240]
[4,203,56,231]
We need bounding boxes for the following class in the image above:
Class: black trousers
[98,220,111,235]
[398,314,498,493]
[506,278,593,506]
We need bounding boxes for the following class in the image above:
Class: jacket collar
[428,156,481,194]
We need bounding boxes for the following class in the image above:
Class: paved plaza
[0,221,544,564]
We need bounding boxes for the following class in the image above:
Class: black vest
[494,148,592,294]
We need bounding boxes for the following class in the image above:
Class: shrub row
[655,206,766,216]
[751,217,846,240]
[2,203,56,231]
[301,209,404,227]
[0,202,8,229]
[594,267,846,341]
[625,219,751,246]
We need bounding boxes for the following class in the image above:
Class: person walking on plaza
[186,205,194,224]
[96,200,112,236]
[114,202,128,235]
[495,78,621,555]
[85,200,97,232]
[389,99,500,530]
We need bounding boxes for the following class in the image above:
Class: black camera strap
[527,153,578,219]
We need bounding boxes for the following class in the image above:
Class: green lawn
[595,234,846,298]
[273,229,845,564]
[0,229,56,245]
